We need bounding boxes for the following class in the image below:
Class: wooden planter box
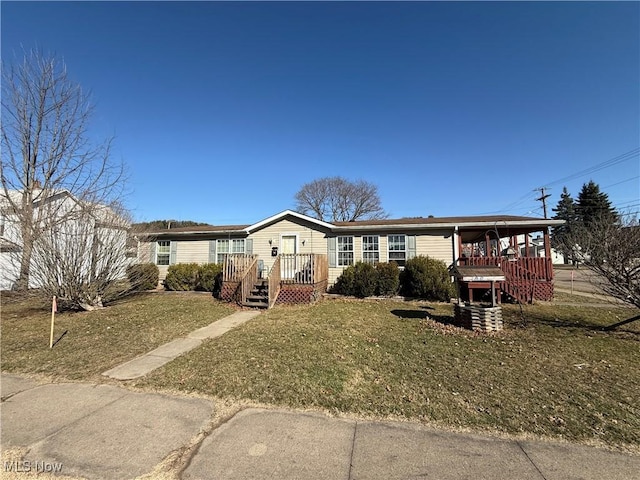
[454,304,503,332]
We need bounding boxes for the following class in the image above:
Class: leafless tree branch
[294,176,387,222]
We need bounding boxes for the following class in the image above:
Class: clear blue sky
[2,1,639,224]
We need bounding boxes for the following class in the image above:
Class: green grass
[1,292,234,382]
[137,299,640,449]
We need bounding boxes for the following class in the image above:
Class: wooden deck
[458,256,554,303]
[222,253,328,307]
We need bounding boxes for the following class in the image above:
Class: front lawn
[0,292,235,382]
[2,292,638,450]
[137,298,640,450]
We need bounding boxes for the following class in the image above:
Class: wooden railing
[502,262,535,304]
[279,254,328,284]
[459,256,552,303]
[459,256,553,282]
[268,255,281,308]
[222,254,258,282]
[239,257,258,305]
[312,254,328,284]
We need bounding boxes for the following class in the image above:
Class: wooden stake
[571,270,574,295]
[49,296,57,348]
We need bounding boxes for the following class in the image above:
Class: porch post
[485,233,491,257]
[455,226,462,265]
[525,234,530,257]
[543,228,551,260]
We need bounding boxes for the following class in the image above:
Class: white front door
[281,235,297,279]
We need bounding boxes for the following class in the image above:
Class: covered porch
[456,223,555,303]
[220,253,328,308]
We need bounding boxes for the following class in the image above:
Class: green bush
[164,263,200,291]
[331,264,356,295]
[126,263,159,291]
[197,263,222,292]
[376,262,400,296]
[352,262,377,298]
[400,255,454,301]
[332,262,378,298]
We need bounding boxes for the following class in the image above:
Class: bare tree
[294,177,387,222]
[1,49,126,295]
[27,201,134,310]
[560,213,640,309]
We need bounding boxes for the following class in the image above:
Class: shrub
[376,262,400,296]
[400,255,454,301]
[331,264,355,295]
[126,263,159,291]
[197,263,222,292]
[351,262,377,298]
[164,263,200,291]
[332,262,377,298]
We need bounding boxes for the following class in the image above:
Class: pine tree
[575,180,618,228]
[551,187,577,256]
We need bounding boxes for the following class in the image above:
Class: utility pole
[535,187,551,219]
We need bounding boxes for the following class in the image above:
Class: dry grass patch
[138,298,640,450]
[1,292,234,382]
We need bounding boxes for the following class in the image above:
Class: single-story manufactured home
[136,210,564,307]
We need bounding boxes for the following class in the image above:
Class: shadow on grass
[391,309,456,327]
[105,291,155,306]
[509,312,640,340]
[391,309,429,319]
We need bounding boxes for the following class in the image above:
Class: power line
[541,147,639,189]
[603,175,640,189]
[493,148,639,215]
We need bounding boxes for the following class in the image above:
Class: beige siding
[138,241,153,263]
[248,217,329,273]
[138,221,456,286]
[175,240,210,264]
[138,239,210,281]
[415,231,454,265]
[327,231,455,286]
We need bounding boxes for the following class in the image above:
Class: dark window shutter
[209,240,217,263]
[169,241,177,265]
[328,237,337,268]
[407,235,417,259]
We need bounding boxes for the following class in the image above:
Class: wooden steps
[243,280,269,309]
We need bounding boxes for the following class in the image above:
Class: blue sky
[2,1,638,224]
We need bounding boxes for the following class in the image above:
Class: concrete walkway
[2,374,639,480]
[102,310,261,380]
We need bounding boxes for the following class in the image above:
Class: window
[337,236,354,266]
[156,241,170,265]
[217,238,245,263]
[388,235,406,267]
[362,235,379,264]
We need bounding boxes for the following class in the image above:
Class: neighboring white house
[518,234,566,264]
[0,189,130,290]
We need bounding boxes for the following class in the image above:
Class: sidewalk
[2,374,639,480]
[102,309,261,380]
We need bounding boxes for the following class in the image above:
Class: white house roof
[244,209,335,233]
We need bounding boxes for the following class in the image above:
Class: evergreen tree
[551,187,577,255]
[575,180,618,228]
